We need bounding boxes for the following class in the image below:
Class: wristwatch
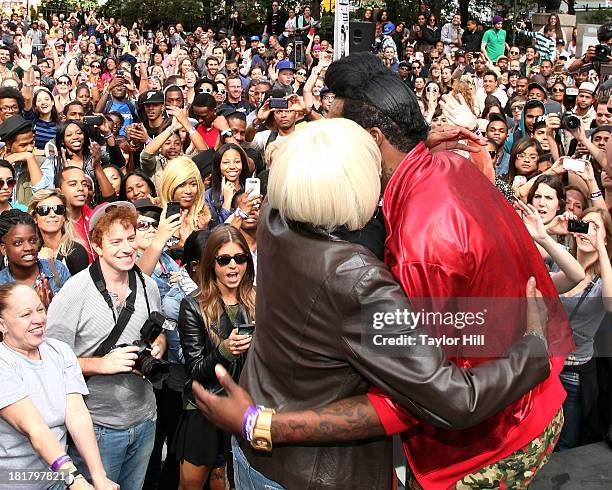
[63,471,83,488]
[221,128,233,139]
[251,407,275,452]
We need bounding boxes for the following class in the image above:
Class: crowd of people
[0,2,611,490]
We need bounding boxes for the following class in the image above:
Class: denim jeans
[69,417,156,490]
[231,436,286,489]
[557,376,581,451]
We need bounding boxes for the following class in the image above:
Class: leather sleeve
[339,259,550,431]
[178,297,232,385]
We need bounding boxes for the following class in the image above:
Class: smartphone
[116,69,125,77]
[245,177,260,197]
[237,324,255,336]
[269,98,288,110]
[563,158,586,173]
[166,201,181,219]
[84,115,104,127]
[513,175,527,186]
[568,219,590,234]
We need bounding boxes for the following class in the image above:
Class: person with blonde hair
[192,116,553,490]
[28,189,89,275]
[159,156,211,246]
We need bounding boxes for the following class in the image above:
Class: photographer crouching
[46,202,169,490]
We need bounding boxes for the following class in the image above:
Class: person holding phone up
[174,224,255,490]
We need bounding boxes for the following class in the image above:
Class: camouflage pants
[405,409,564,489]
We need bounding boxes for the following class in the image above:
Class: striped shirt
[23,108,57,150]
[519,29,556,62]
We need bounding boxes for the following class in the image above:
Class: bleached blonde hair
[268,118,381,232]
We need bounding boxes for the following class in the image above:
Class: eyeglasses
[200,87,213,94]
[35,204,66,216]
[511,104,525,112]
[552,87,565,93]
[517,152,538,162]
[510,50,519,55]
[297,71,306,76]
[217,88,226,95]
[91,64,101,68]
[426,86,439,93]
[412,65,420,69]
[0,104,18,113]
[57,79,71,86]
[176,84,187,89]
[136,220,159,231]
[215,252,249,266]
[322,94,335,101]
[227,68,238,73]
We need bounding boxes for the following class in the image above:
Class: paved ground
[531,442,612,489]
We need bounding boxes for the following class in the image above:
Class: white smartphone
[245,177,260,197]
[513,175,527,186]
[563,158,586,173]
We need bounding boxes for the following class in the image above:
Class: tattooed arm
[192,366,387,443]
[271,396,384,443]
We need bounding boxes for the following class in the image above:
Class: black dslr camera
[596,23,612,62]
[561,113,581,131]
[115,312,176,383]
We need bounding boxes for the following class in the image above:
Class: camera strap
[89,259,146,357]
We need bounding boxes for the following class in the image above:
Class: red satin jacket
[368,142,573,489]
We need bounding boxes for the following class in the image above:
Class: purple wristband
[242,405,262,442]
[50,454,72,472]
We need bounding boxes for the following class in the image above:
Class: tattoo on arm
[271,395,384,444]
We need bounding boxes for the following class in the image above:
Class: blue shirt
[0,259,71,293]
[108,100,136,136]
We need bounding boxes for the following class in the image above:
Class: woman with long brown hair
[174,224,255,490]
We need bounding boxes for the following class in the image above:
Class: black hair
[165,74,184,87]
[484,70,498,81]
[182,229,211,269]
[226,111,246,122]
[56,165,85,188]
[211,143,251,208]
[0,209,36,242]
[56,120,90,160]
[481,95,503,119]
[119,169,157,201]
[33,89,59,123]
[194,78,216,94]
[62,100,85,116]
[0,160,15,178]
[0,87,24,113]
[191,93,216,110]
[325,52,429,153]
[524,99,545,113]
[107,111,125,126]
[487,113,508,128]
[543,24,554,34]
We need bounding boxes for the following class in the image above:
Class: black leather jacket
[178,294,249,404]
[238,206,550,490]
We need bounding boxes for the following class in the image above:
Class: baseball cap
[89,201,136,231]
[579,81,596,94]
[141,90,164,105]
[276,60,296,72]
[0,115,32,141]
[528,82,548,96]
[383,22,395,36]
[312,44,321,52]
[250,35,260,42]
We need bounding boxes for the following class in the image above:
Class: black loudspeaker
[349,21,376,53]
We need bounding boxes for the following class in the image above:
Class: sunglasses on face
[91,64,101,68]
[0,177,16,190]
[136,220,159,231]
[35,204,66,216]
[57,79,71,85]
[215,252,249,266]
[512,105,525,112]
[510,51,519,55]
[200,87,213,94]
[227,68,238,73]
[552,87,565,93]
[426,86,439,92]
[297,71,306,76]
[217,89,226,95]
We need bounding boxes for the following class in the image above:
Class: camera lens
[561,113,580,131]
